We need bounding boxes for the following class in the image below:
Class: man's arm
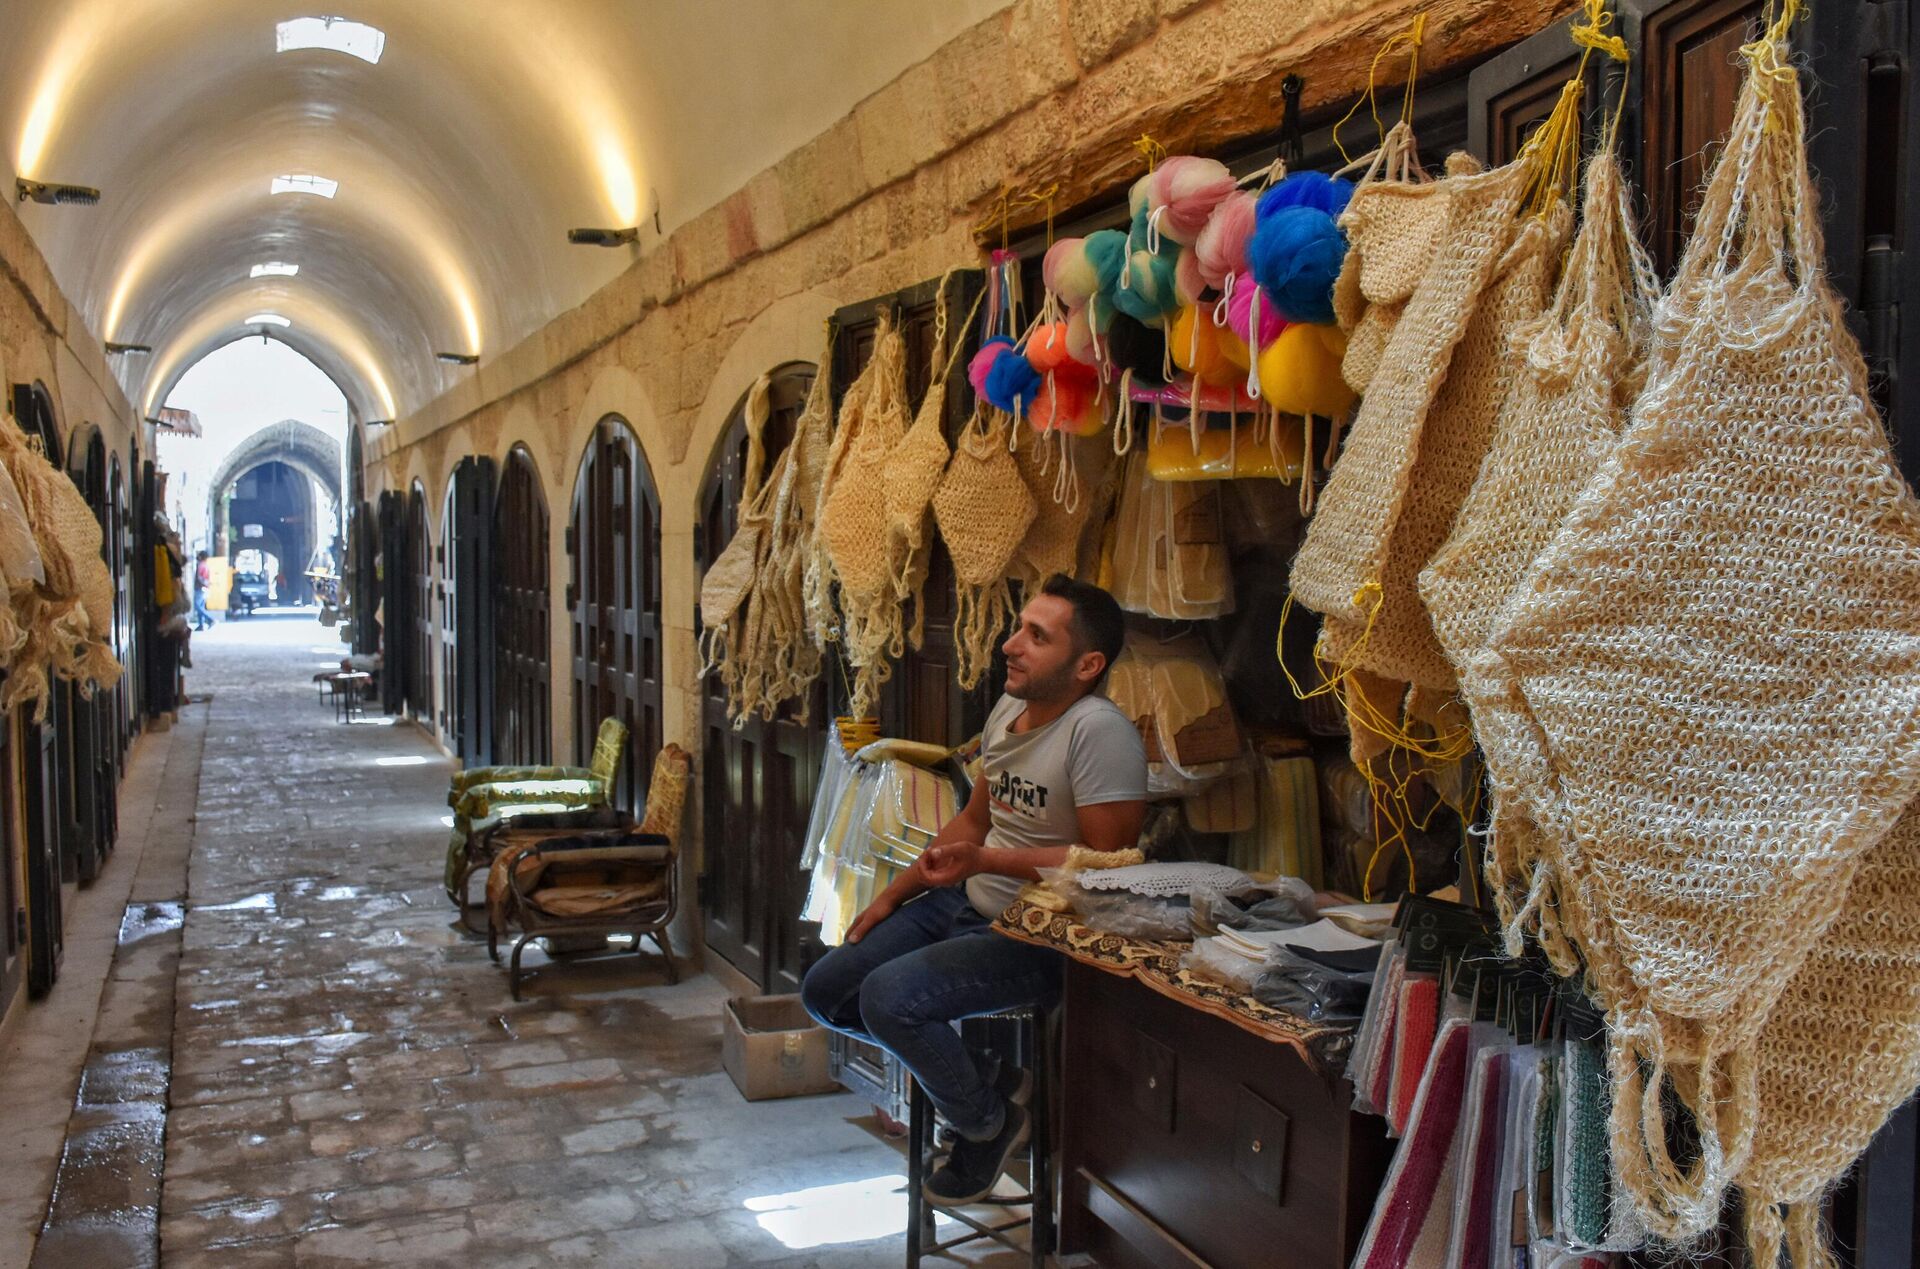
[919,797,1146,888]
[844,773,992,943]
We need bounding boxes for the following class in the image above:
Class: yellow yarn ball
[1169,303,1240,387]
[1257,323,1355,418]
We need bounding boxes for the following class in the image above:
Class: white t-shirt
[964,691,1149,917]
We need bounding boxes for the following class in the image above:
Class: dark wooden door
[568,418,662,815]
[406,486,432,722]
[697,366,823,992]
[451,456,495,764]
[109,456,131,756]
[438,481,458,745]
[22,714,58,997]
[66,429,113,874]
[378,490,407,714]
[492,447,549,766]
[0,711,17,1008]
[349,499,377,657]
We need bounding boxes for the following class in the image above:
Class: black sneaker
[975,1050,1033,1108]
[923,1102,1029,1207]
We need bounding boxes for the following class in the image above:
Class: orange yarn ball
[1170,303,1241,388]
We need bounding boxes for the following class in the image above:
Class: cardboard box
[721,994,840,1101]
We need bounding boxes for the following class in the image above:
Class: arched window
[568,417,662,815]
[491,446,550,765]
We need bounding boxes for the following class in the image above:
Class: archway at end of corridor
[206,423,344,607]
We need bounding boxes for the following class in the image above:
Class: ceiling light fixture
[276,17,387,64]
[244,313,292,328]
[104,342,151,355]
[567,227,638,248]
[271,174,337,199]
[17,179,100,206]
[250,262,299,278]
[436,352,478,366]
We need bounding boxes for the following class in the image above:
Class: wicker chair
[486,743,692,1000]
[442,718,628,908]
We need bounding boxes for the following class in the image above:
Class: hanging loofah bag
[747,361,832,722]
[1493,20,1920,1241]
[699,374,774,707]
[1417,151,1656,967]
[1288,149,1524,628]
[932,405,1036,690]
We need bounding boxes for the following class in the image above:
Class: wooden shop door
[438,481,459,748]
[406,485,433,722]
[696,366,824,993]
[567,417,662,815]
[451,456,496,764]
[491,446,550,766]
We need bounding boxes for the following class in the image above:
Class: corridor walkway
[23,615,1013,1267]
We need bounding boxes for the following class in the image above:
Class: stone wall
[366,0,1569,953]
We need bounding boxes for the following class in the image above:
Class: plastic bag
[1191,875,1319,934]
[801,740,857,871]
[1250,945,1376,1024]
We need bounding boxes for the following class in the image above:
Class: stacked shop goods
[704,1,1916,1262]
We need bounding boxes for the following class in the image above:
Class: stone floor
[7,613,1030,1267]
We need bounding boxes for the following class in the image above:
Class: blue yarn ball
[1083,229,1130,295]
[1256,171,1354,221]
[1249,206,1347,325]
[983,346,1044,416]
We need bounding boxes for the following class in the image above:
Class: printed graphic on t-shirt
[990,769,1050,819]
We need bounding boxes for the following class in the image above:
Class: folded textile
[1390,977,1441,1135]
[1355,1018,1474,1269]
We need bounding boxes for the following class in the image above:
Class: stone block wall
[366,0,1570,956]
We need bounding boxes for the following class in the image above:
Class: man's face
[1001,594,1096,701]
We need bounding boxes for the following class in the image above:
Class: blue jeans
[800,885,1059,1140]
[191,591,211,629]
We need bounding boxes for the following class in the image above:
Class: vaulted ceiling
[0,1,1007,423]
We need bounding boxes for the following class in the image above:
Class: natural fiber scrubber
[1332,121,1444,396]
[1319,204,1567,693]
[932,405,1035,690]
[1418,152,1656,968]
[1289,150,1524,627]
[700,374,777,721]
[0,429,119,714]
[1494,23,1920,1243]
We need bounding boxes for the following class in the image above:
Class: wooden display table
[996,901,1392,1269]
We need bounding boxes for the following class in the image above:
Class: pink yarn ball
[1196,190,1258,293]
[1175,247,1205,308]
[1225,273,1286,349]
[968,338,1013,400]
[1150,156,1237,245]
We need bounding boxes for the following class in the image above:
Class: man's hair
[196,550,207,560]
[1040,574,1125,681]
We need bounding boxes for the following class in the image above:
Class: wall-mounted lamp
[364,419,393,428]
[567,227,638,247]
[17,179,100,206]
[435,352,479,366]
[105,342,151,355]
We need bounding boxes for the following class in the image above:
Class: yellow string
[1332,14,1426,166]
[1740,0,1803,132]
[1132,134,1167,172]
[1570,0,1629,63]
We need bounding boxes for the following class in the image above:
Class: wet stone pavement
[100,616,1022,1267]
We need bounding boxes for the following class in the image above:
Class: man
[191,550,213,631]
[801,575,1147,1206]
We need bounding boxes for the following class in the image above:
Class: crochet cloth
[1448,1047,1508,1269]
[1355,1017,1472,1269]
[1075,860,1254,897]
[1333,122,1441,396]
[1492,30,1920,1240]
[931,405,1035,689]
[1417,152,1657,971]
[1290,150,1522,628]
[1388,976,1440,1135]
[1317,197,1566,694]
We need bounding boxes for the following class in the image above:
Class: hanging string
[1333,13,1427,166]
[1132,134,1168,171]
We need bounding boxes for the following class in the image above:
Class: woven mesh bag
[1418,153,1657,960]
[882,363,951,598]
[745,366,830,723]
[822,316,908,607]
[932,405,1036,690]
[1012,431,1095,584]
[1319,206,1566,694]
[1290,150,1526,626]
[1492,28,1920,1239]
[1732,803,1920,1269]
[699,374,774,708]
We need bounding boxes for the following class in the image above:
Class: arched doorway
[11,382,62,997]
[697,364,824,993]
[438,476,458,746]
[491,446,549,766]
[407,483,432,722]
[59,425,114,883]
[568,416,661,815]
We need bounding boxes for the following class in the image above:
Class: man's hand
[918,841,982,888]
[845,893,897,944]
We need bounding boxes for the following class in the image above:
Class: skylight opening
[276,17,386,64]
[245,313,293,328]
[271,174,337,199]
[250,262,299,278]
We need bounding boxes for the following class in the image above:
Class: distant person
[191,550,213,631]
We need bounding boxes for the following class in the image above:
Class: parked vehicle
[227,571,270,617]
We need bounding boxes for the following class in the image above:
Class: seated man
[801,576,1147,1206]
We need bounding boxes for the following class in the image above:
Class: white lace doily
[1075,861,1256,897]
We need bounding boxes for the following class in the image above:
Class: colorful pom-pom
[1255,171,1355,220]
[1044,238,1101,307]
[1170,303,1241,388]
[1224,271,1286,349]
[1257,323,1356,418]
[984,345,1044,416]
[1105,315,1168,387]
[1031,372,1104,435]
[1111,247,1180,327]
[1065,305,1104,365]
[1249,206,1347,325]
[969,335,1015,402]
[1025,322,1075,373]
[1175,247,1206,308]
[1149,156,1238,245]
[1082,230,1130,298]
[1195,190,1258,293]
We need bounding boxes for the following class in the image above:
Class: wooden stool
[905,1007,1053,1268]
